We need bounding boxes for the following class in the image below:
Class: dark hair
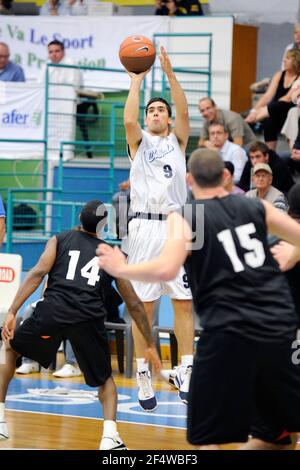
[288,183,300,219]
[248,141,269,156]
[199,97,216,107]
[188,149,224,188]
[146,97,172,117]
[224,160,235,176]
[48,40,65,51]
[80,200,108,234]
[208,122,229,134]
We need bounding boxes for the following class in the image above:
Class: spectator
[0,195,5,248]
[238,141,295,193]
[40,0,89,16]
[155,0,203,16]
[112,179,131,240]
[269,183,300,323]
[0,43,25,82]
[40,40,95,159]
[245,49,300,151]
[208,123,248,183]
[290,119,300,174]
[39,39,81,88]
[246,163,287,212]
[198,97,256,148]
[223,161,245,195]
[281,23,300,69]
[0,0,12,14]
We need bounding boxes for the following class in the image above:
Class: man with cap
[246,163,287,212]
[238,141,294,193]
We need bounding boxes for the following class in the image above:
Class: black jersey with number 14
[38,229,114,325]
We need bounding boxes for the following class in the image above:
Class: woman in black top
[245,49,300,150]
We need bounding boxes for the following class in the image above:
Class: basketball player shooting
[119,46,195,413]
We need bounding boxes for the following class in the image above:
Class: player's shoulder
[56,229,75,242]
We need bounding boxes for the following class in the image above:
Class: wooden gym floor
[0,353,299,451]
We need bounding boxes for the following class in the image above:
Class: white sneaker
[136,370,157,412]
[99,434,127,450]
[173,365,192,405]
[52,363,82,378]
[0,421,9,440]
[161,367,179,389]
[16,361,40,374]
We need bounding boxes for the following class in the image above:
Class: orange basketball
[119,35,156,73]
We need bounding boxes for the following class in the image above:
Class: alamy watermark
[96,199,205,251]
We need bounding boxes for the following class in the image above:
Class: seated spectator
[281,23,300,69]
[0,42,25,82]
[207,123,248,183]
[112,179,130,240]
[290,118,300,174]
[246,163,287,212]
[198,97,256,148]
[155,0,203,16]
[223,161,245,195]
[281,106,300,149]
[245,49,300,151]
[0,0,12,14]
[238,141,295,193]
[40,0,89,16]
[269,183,300,323]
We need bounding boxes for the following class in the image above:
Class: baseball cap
[253,163,273,175]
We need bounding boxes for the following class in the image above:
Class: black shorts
[250,412,292,446]
[187,331,300,445]
[10,316,112,387]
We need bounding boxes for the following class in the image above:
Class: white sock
[181,355,193,368]
[103,420,117,437]
[0,402,5,422]
[136,358,149,373]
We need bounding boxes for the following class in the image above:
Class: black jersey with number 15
[39,229,114,325]
[183,195,297,342]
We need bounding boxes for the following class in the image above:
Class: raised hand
[159,46,173,76]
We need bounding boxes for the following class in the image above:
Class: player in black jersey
[98,150,300,450]
[0,200,161,450]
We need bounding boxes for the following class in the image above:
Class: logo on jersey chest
[145,143,175,163]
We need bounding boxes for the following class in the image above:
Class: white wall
[169,16,233,110]
[209,0,299,24]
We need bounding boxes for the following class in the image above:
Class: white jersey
[129,130,187,214]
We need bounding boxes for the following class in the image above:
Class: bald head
[0,43,9,70]
[188,148,224,188]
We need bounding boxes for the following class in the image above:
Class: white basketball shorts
[127,218,192,302]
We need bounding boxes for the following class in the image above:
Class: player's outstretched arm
[115,278,162,374]
[159,46,189,151]
[124,69,149,158]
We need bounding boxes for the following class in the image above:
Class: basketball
[119,35,156,73]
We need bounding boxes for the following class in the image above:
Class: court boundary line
[5,408,187,430]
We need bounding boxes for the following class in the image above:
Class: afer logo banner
[0,82,45,158]
[1,108,42,128]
